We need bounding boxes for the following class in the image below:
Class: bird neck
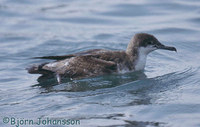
[126,38,139,63]
[134,47,148,71]
[126,44,148,71]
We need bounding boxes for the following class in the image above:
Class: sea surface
[0,0,200,127]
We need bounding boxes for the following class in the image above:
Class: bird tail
[26,63,52,74]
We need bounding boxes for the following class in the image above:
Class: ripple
[33,72,147,93]
[100,4,161,17]
[190,17,200,25]
[0,78,19,83]
[36,16,118,25]
[93,33,114,40]
[40,4,69,12]
[1,0,200,126]
[148,27,197,34]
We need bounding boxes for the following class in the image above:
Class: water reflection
[32,71,147,92]
[1,0,200,126]
[123,120,165,127]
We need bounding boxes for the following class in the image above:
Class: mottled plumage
[27,33,176,83]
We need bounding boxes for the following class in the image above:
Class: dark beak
[156,43,177,52]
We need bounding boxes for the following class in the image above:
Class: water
[0,0,200,127]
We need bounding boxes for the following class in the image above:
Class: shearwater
[27,33,177,83]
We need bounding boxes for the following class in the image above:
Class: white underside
[117,64,130,73]
[134,46,156,71]
[134,53,147,71]
[46,62,58,68]
[46,60,69,68]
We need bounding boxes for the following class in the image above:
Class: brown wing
[42,55,117,79]
[33,49,106,60]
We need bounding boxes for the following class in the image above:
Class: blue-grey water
[1,0,200,127]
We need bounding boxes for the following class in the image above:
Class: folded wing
[42,55,117,78]
[33,49,105,60]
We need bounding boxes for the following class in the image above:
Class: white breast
[134,47,156,71]
[134,53,147,71]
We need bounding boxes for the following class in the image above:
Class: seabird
[27,33,177,83]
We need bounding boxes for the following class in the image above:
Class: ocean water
[0,0,200,127]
